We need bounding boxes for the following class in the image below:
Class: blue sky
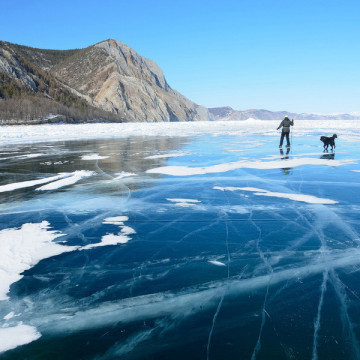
[2,0,359,113]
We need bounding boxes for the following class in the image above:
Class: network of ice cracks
[0,119,360,359]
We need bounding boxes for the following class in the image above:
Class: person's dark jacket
[277,118,294,133]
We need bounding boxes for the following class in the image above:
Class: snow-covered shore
[0,120,359,145]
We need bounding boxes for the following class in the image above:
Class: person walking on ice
[277,115,294,148]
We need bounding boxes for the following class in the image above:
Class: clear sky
[2,0,359,114]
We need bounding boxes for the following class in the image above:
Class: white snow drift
[214,186,338,205]
[0,221,76,301]
[1,120,360,145]
[147,157,355,176]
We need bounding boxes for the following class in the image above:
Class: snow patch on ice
[81,154,109,160]
[147,158,356,176]
[3,312,15,320]
[81,233,131,249]
[120,225,137,235]
[103,216,129,225]
[166,198,201,207]
[36,170,95,190]
[53,160,69,165]
[144,152,187,159]
[22,153,45,159]
[0,173,71,193]
[0,221,75,301]
[214,186,338,204]
[80,216,135,250]
[0,153,45,161]
[114,172,137,179]
[208,260,226,267]
[0,323,41,353]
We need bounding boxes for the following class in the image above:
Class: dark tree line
[0,95,122,124]
[0,42,124,124]
[7,42,80,70]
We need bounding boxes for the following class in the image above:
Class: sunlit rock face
[52,39,212,122]
[0,47,38,90]
[0,39,212,123]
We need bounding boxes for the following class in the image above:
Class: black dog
[320,134,337,151]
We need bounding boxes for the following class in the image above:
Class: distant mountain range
[208,107,360,121]
[0,39,358,124]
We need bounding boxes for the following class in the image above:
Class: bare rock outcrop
[52,39,212,122]
[0,47,38,90]
[1,39,212,122]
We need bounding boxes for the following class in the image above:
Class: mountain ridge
[1,39,358,124]
[208,106,360,121]
[0,39,212,123]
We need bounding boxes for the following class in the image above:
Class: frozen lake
[1,120,360,359]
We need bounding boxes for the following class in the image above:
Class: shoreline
[0,119,359,145]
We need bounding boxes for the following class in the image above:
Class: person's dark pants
[280,131,290,146]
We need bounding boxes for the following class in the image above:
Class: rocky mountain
[0,39,212,123]
[1,38,357,124]
[209,107,360,121]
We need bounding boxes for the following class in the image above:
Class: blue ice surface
[0,133,360,359]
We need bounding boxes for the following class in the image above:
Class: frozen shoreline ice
[1,120,360,145]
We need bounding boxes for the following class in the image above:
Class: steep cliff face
[0,39,212,122]
[0,46,38,90]
[52,39,211,122]
[0,41,122,123]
